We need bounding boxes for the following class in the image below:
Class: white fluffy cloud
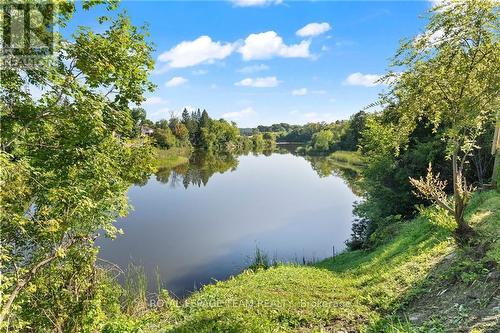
[292,88,308,96]
[165,76,188,87]
[296,22,331,37]
[238,31,310,60]
[222,107,256,120]
[235,76,280,88]
[157,28,314,70]
[343,72,382,87]
[231,0,282,7]
[158,36,234,68]
[238,64,269,74]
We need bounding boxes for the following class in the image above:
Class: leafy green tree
[153,127,177,148]
[379,0,499,241]
[312,130,334,152]
[183,112,200,146]
[337,111,367,151]
[174,122,190,143]
[142,118,155,128]
[196,116,239,152]
[200,127,217,150]
[252,133,265,150]
[236,135,254,153]
[155,118,170,130]
[130,107,147,136]
[279,123,327,143]
[0,1,155,329]
[169,116,180,132]
[354,116,453,248]
[350,1,498,248]
[262,132,277,150]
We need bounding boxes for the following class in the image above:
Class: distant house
[141,126,154,136]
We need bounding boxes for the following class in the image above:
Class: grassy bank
[329,150,364,167]
[129,190,499,332]
[325,150,364,176]
[155,147,191,170]
[169,212,456,332]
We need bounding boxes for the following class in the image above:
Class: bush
[153,128,177,149]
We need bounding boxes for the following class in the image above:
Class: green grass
[465,190,500,263]
[329,150,364,168]
[155,147,191,170]
[372,190,500,332]
[156,211,449,331]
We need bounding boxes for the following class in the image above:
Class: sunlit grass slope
[170,217,453,332]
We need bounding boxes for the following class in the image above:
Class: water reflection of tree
[304,156,363,196]
[155,151,238,188]
[155,167,171,184]
[150,147,361,194]
[273,143,302,155]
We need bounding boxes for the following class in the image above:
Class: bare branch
[409,163,454,214]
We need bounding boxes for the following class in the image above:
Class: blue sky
[70,1,438,127]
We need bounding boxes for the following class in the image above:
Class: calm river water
[97,149,359,297]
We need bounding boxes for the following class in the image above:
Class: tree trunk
[492,122,499,188]
[0,252,58,325]
[493,152,499,187]
[452,148,475,244]
[0,238,77,326]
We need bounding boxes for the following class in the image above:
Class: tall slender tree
[379,0,499,241]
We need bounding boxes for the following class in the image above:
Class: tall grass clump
[155,147,191,170]
[123,263,148,315]
[329,150,364,166]
[248,247,270,270]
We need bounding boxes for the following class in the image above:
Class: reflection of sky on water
[96,153,359,297]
